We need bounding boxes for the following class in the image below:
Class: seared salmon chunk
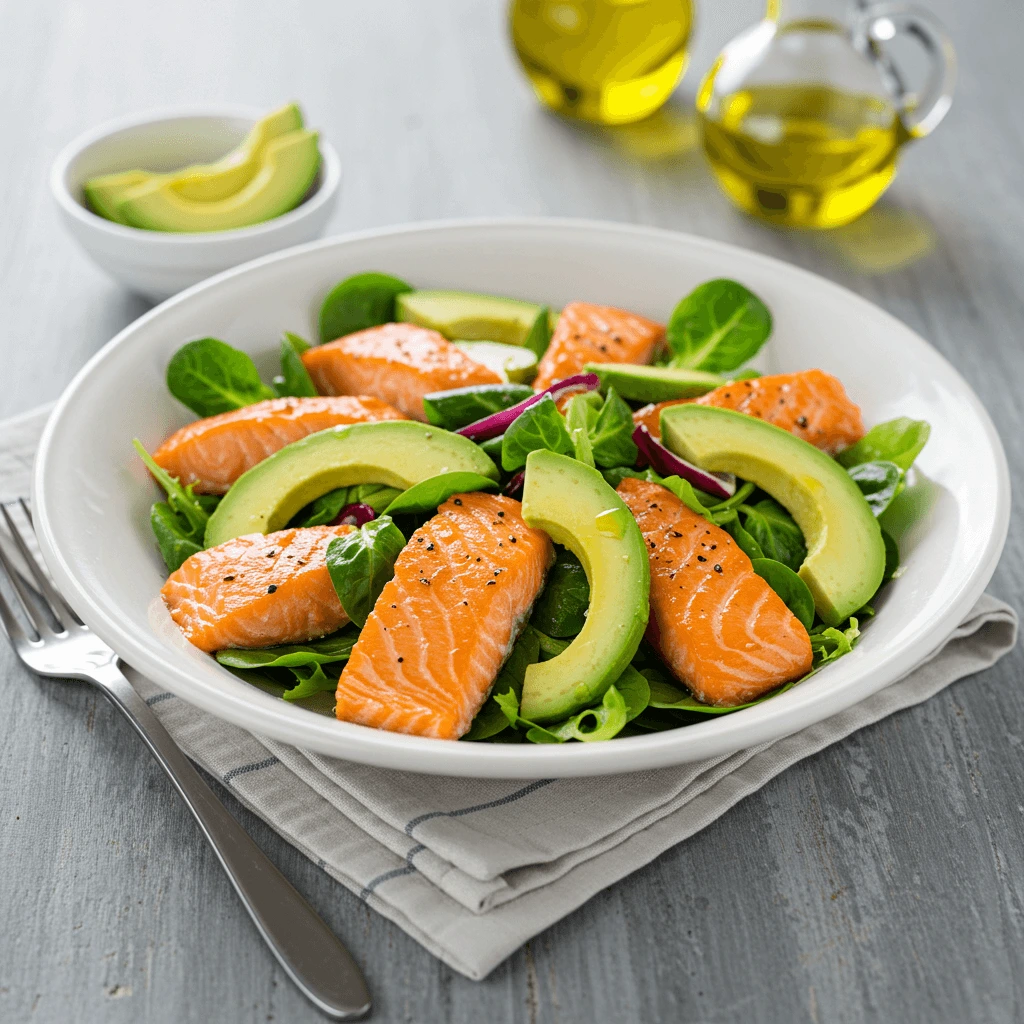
[533,302,664,391]
[335,493,553,739]
[697,369,864,456]
[161,525,354,653]
[152,396,406,494]
[618,478,812,706]
[302,323,502,421]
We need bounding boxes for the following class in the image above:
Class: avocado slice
[585,362,726,403]
[519,450,650,722]
[82,104,304,223]
[660,404,885,625]
[117,129,320,233]
[453,341,538,383]
[205,421,497,546]
[397,290,556,348]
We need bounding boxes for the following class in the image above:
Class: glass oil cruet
[509,0,694,125]
[696,0,956,228]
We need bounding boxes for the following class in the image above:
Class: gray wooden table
[1,1,1021,1021]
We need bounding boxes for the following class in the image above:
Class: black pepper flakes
[497,510,505,518]
[397,657,404,663]
[697,555,707,562]
[713,564,723,573]
[223,575,234,582]
[509,536,517,543]
[453,498,463,505]
[486,580,496,586]
[266,550,276,558]
[796,415,808,427]
[671,531,682,538]
[426,543,434,551]
[267,585,278,594]
[419,578,430,585]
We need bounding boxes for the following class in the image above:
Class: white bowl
[50,105,341,302]
[32,219,1010,777]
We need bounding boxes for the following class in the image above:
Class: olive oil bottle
[696,4,956,228]
[510,0,693,125]
[700,83,907,229]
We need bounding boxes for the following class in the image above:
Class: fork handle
[92,663,371,1020]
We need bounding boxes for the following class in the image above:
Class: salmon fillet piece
[533,302,664,391]
[152,396,406,495]
[696,370,864,456]
[302,323,502,422]
[633,398,694,439]
[335,493,553,739]
[618,478,812,706]
[161,525,354,653]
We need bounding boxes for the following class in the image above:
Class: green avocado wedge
[205,421,497,547]
[118,129,320,233]
[584,363,726,403]
[397,290,556,348]
[519,450,650,722]
[83,103,305,222]
[660,404,885,625]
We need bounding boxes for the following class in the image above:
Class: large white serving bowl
[33,219,1010,778]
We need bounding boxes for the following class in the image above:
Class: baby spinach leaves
[738,499,806,571]
[645,673,796,714]
[292,484,402,528]
[810,617,861,667]
[837,417,930,472]
[493,679,630,743]
[273,332,317,398]
[279,664,339,702]
[721,515,764,560]
[750,558,815,630]
[564,393,596,467]
[463,627,542,741]
[588,387,638,468]
[382,472,499,517]
[318,272,413,343]
[215,629,359,670]
[665,279,772,373]
[166,337,275,417]
[501,394,574,471]
[530,548,590,637]
[423,383,534,430]
[325,516,406,627]
[847,460,902,517]
[133,440,215,572]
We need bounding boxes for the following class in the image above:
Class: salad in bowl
[133,270,928,745]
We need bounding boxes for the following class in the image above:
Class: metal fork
[0,499,371,1021]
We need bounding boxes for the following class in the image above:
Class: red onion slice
[331,503,377,527]
[457,373,600,442]
[632,425,736,500]
[503,470,526,499]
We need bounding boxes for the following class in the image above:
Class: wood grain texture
[0,0,1022,1021]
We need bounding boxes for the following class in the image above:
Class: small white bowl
[50,105,341,302]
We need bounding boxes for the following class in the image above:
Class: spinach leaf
[422,383,534,430]
[646,674,797,714]
[665,279,772,373]
[530,547,590,637]
[382,472,499,516]
[325,516,406,627]
[134,440,213,571]
[318,272,413,343]
[166,337,275,416]
[810,617,861,667]
[588,387,638,469]
[501,394,573,471]
[722,515,764,560]
[293,483,403,527]
[882,529,900,582]
[150,502,203,573]
[847,460,902,517]
[479,434,505,463]
[836,417,930,471]
[281,663,339,702]
[523,306,553,358]
[750,558,815,630]
[565,394,596,468]
[740,499,806,571]
[536,684,629,743]
[706,480,756,514]
[614,664,650,722]
[464,627,542,741]
[215,628,359,670]
[274,331,318,398]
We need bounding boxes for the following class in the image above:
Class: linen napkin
[2,406,1017,980]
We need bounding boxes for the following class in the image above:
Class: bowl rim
[32,217,1012,777]
[49,103,342,244]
